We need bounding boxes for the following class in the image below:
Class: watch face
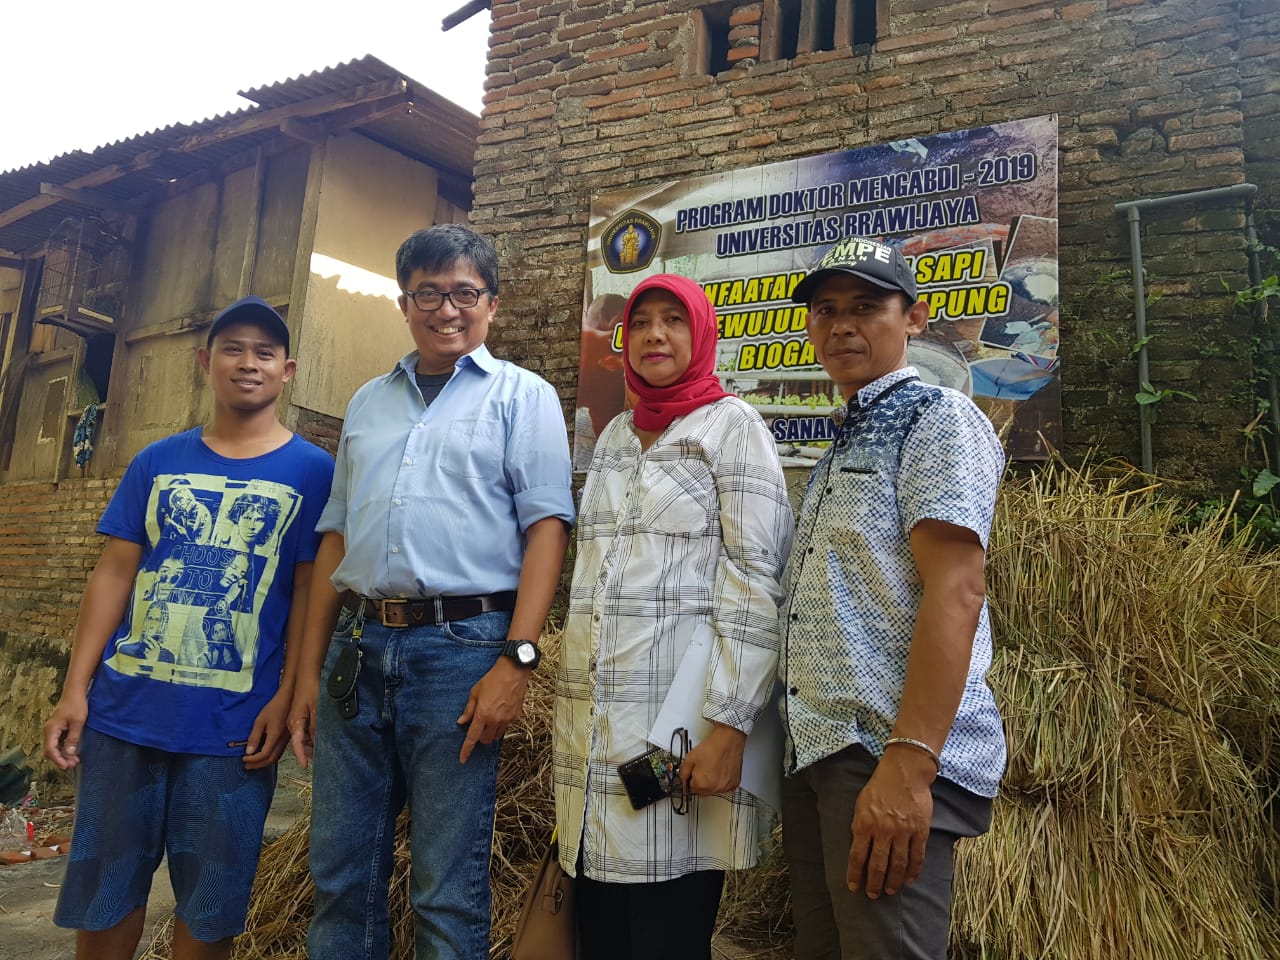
[516,642,537,665]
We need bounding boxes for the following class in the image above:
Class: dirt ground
[0,755,309,960]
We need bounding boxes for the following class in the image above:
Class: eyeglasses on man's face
[402,287,491,311]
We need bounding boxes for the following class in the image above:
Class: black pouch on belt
[326,644,361,720]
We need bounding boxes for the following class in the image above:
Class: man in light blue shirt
[288,224,574,960]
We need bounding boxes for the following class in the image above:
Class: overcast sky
[1,0,491,173]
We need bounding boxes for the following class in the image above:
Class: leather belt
[344,591,517,627]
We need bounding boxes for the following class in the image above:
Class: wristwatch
[501,639,542,669]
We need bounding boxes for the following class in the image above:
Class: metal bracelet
[884,736,941,771]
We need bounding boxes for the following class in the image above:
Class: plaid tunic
[554,397,794,882]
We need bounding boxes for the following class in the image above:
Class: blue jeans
[307,608,510,960]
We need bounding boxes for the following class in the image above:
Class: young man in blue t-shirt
[42,296,334,960]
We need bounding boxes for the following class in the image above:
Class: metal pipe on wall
[1114,183,1259,474]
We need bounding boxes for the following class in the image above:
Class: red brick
[590,102,653,123]
[876,28,961,53]
[586,40,650,63]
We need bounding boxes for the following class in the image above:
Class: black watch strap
[502,639,541,669]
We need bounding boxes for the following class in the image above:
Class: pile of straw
[145,461,1280,959]
[952,461,1280,959]
[720,461,1280,959]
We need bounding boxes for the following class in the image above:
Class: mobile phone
[617,746,681,810]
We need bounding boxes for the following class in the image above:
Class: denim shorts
[53,725,275,941]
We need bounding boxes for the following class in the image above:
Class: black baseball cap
[791,236,918,304]
[207,296,290,355]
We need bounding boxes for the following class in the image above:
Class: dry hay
[147,459,1280,959]
[952,461,1280,959]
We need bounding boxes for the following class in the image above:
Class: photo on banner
[574,114,1059,470]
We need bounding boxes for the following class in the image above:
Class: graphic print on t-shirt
[106,473,302,692]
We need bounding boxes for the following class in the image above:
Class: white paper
[648,626,784,811]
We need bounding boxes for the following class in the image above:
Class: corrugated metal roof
[0,56,477,257]
[239,55,411,108]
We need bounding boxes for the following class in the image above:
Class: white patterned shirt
[779,367,1006,798]
[555,397,795,882]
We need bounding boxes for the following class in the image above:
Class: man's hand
[847,746,936,899]
[456,658,530,764]
[679,723,747,796]
[288,676,320,769]
[43,694,89,770]
[244,690,291,770]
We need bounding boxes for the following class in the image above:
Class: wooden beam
[834,0,855,49]
[39,182,147,216]
[123,293,290,345]
[0,256,22,270]
[759,0,782,61]
[797,0,820,55]
[138,136,300,207]
[238,149,266,297]
[442,0,489,31]
[280,118,328,147]
[322,93,414,132]
[278,141,326,424]
[169,78,407,153]
[0,150,161,231]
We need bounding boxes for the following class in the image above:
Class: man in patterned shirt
[778,236,1006,960]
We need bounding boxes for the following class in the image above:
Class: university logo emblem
[601,209,661,273]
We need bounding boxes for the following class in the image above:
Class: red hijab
[622,274,729,432]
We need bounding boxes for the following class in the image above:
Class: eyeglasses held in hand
[402,287,490,311]
[670,727,690,816]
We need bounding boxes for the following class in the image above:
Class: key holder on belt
[326,601,364,720]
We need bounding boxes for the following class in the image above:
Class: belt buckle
[380,598,408,628]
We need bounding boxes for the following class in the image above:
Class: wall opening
[82,332,115,403]
[770,0,880,59]
[699,3,736,75]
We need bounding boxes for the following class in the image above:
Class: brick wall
[295,406,342,456]
[0,478,117,776]
[1241,0,1280,239]
[472,0,1279,492]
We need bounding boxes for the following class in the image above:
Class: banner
[575,114,1059,469]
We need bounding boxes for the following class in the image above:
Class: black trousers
[575,869,725,960]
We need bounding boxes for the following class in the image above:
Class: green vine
[1184,242,1280,548]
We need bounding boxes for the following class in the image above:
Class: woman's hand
[679,722,748,796]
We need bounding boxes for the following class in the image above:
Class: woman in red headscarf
[553,274,794,960]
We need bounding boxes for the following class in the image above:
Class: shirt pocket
[636,461,713,535]
[440,418,504,479]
